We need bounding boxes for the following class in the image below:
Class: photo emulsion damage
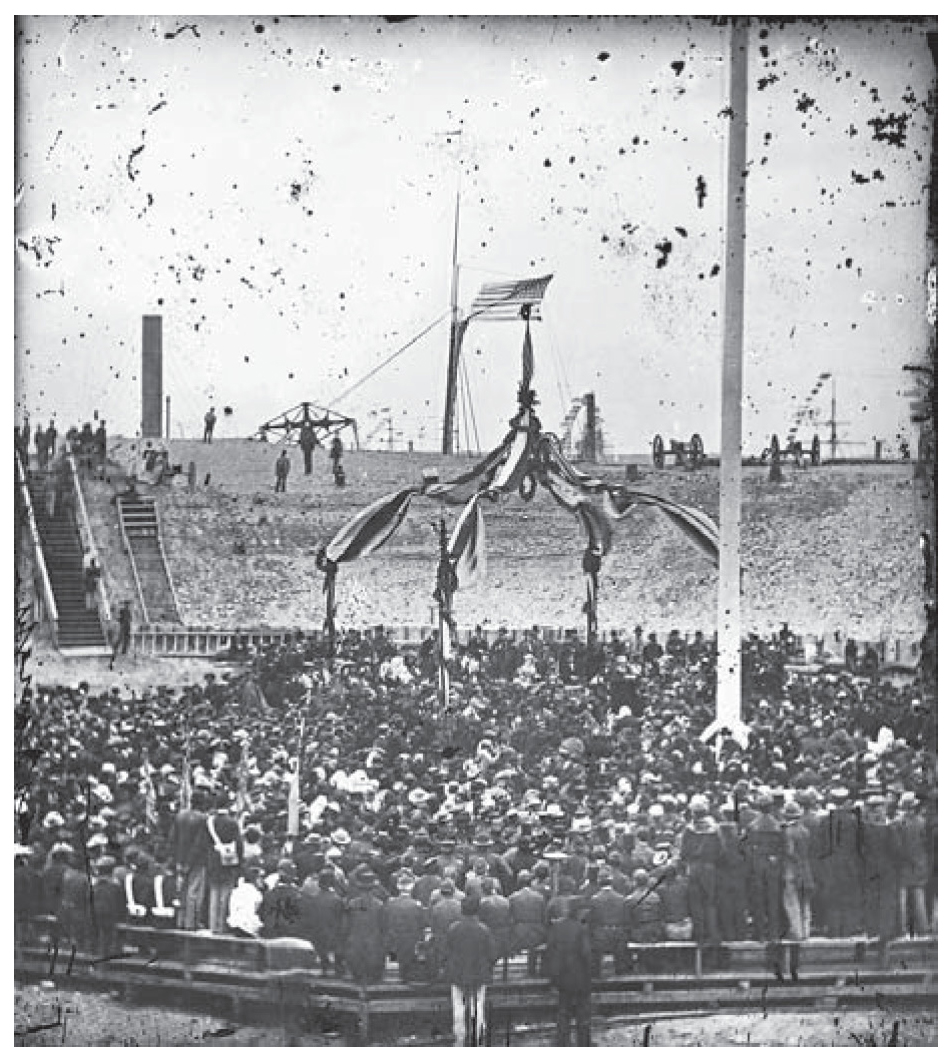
[13,15,937,1047]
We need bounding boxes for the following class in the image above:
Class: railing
[14,450,59,646]
[152,500,183,622]
[67,453,112,630]
[115,495,149,624]
[123,621,925,667]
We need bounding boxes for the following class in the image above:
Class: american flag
[468,273,554,322]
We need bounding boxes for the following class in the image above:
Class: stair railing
[14,449,60,646]
[67,452,112,632]
[152,500,183,623]
[116,494,150,624]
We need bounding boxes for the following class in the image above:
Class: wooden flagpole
[705,17,751,749]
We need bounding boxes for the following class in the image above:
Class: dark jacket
[544,916,592,994]
[443,915,496,988]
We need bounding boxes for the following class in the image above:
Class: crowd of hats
[16,624,936,881]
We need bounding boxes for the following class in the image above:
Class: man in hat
[444,891,496,1046]
[822,786,864,938]
[429,878,464,976]
[626,867,665,946]
[544,895,593,1047]
[169,787,209,930]
[382,871,428,983]
[780,801,813,980]
[588,864,631,976]
[508,869,547,976]
[476,876,512,969]
[859,795,900,957]
[341,864,387,984]
[714,801,749,942]
[299,866,346,976]
[261,858,304,938]
[744,788,785,965]
[205,794,243,934]
[894,792,930,937]
[91,855,124,958]
[680,793,721,951]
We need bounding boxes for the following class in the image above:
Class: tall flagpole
[442,133,463,455]
[705,17,750,748]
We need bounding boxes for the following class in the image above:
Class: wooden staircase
[27,469,110,654]
[117,493,181,624]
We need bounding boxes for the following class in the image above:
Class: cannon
[652,433,705,470]
[759,434,821,467]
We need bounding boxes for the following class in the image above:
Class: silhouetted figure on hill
[203,407,217,444]
[299,421,317,475]
[275,450,290,493]
[110,601,132,668]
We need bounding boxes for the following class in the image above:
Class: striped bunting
[324,487,419,565]
[447,492,486,588]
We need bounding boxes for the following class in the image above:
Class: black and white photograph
[13,14,938,1047]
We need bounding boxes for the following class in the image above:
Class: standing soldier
[203,407,216,443]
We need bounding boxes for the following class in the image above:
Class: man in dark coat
[588,864,630,976]
[508,869,547,975]
[382,871,428,982]
[299,867,346,975]
[444,891,496,1046]
[169,788,209,930]
[744,790,786,976]
[544,896,593,1047]
[91,855,125,958]
[476,877,511,966]
[680,794,721,948]
[205,795,243,934]
[342,864,387,984]
[260,859,304,938]
[428,878,463,976]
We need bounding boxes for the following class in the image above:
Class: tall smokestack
[142,315,163,438]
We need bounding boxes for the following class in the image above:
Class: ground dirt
[92,437,932,643]
[13,982,938,1047]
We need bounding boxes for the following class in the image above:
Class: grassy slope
[93,437,930,641]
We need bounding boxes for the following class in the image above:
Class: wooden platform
[14,919,938,1044]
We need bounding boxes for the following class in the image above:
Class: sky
[13,15,937,457]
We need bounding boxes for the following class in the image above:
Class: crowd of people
[15,622,936,1013]
[16,414,108,476]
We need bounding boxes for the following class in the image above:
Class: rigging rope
[327,311,451,409]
